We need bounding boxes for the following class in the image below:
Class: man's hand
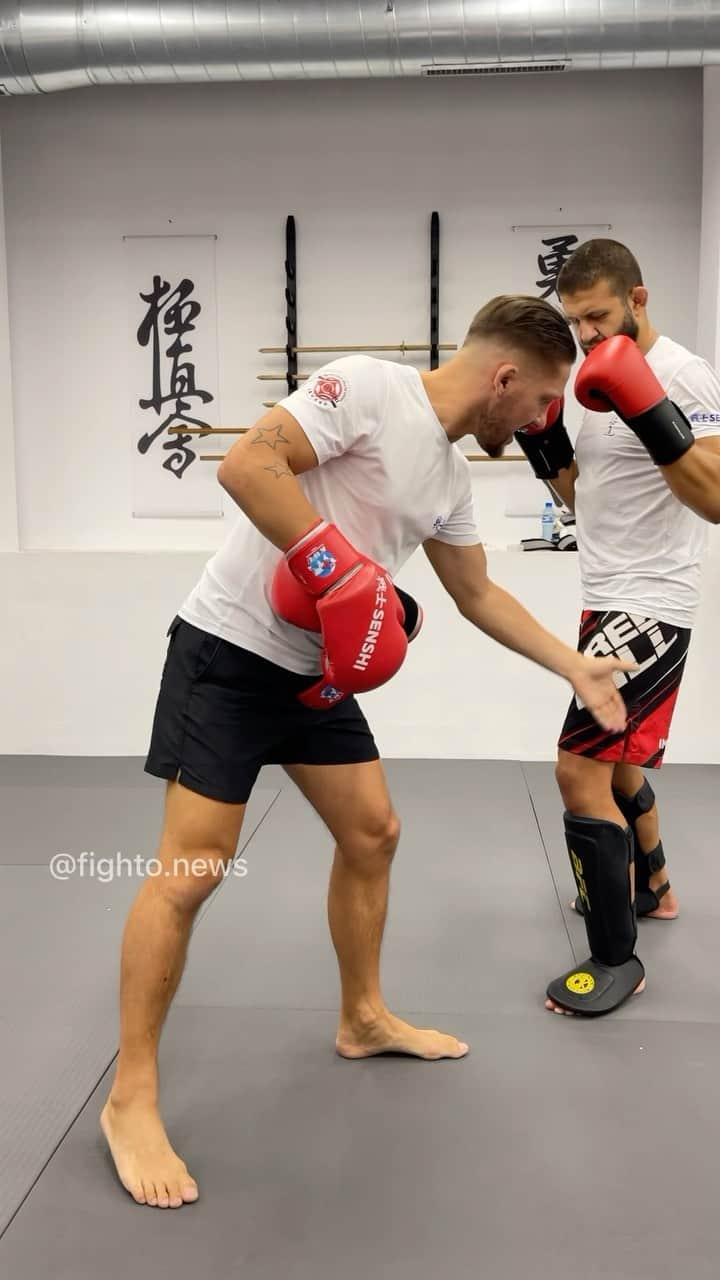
[514,397,574,479]
[574,336,695,467]
[274,520,410,708]
[423,542,638,734]
[568,654,638,734]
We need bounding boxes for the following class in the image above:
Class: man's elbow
[687,493,720,524]
[455,584,491,622]
[705,488,720,524]
[217,454,249,498]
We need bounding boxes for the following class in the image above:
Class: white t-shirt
[179,356,481,673]
[574,335,720,628]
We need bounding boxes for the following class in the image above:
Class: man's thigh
[283,759,396,847]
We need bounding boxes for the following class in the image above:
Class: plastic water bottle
[541,500,554,542]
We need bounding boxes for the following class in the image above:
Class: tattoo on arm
[263,463,293,479]
[251,424,290,451]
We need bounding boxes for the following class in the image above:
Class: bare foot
[544,976,646,1016]
[645,874,679,920]
[336,1010,468,1060]
[101,1095,199,1208]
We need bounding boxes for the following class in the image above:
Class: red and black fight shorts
[558,610,691,768]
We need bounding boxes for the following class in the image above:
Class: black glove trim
[626,400,695,467]
[514,417,574,480]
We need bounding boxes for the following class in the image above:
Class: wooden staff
[166,404,280,414]
[169,426,527,463]
[168,426,247,435]
[198,452,527,464]
[259,343,457,354]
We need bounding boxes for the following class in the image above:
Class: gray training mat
[1,758,719,1280]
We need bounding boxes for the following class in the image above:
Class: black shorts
[558,610,691,768]
[144,617,379,804]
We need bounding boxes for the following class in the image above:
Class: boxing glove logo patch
[319,685,344,703]
[306,546,336,578]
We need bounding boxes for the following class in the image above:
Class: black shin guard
[567,816,636,965]
[547,814,644,1015]
[612,779,669,912]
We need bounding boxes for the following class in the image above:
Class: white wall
[0,136,17,551]
[698,67,720,364]
[2,544,718,761]
[1,70,716,760]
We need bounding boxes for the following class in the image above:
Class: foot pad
[546,955,645,1016]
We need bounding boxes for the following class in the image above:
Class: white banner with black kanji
[126,234,223,518]
[510,223,612,301]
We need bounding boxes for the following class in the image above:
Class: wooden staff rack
[259,343,457,355]
[175,211,522,461]
[167,425,525,462]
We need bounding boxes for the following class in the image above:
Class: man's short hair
[557,238,643,300]
[464,295,575,367]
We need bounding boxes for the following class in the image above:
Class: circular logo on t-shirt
[307,373,347,409]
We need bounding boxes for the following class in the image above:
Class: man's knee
[153,843,234,911]
[555,752,600,812]
[555,751,576,801]
[340,809,401,869]
[155,782,244,911]
[382,810,402,855]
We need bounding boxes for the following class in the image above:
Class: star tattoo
[251,424,290,450]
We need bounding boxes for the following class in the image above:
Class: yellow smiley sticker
[566,971,595,995]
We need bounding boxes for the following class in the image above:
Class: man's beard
[582,305,639,354]
[483,438,507,460]
[476,408,510,459]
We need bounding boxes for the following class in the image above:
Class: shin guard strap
[612,778,655,828]
[644,840,666,875]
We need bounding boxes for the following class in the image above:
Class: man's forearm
[218,458,320,550]
[545,461,577,513]
[460,579,580,680]
[660,446,720,523]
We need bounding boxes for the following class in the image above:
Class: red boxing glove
[283,518,378,595]
[303,563,407,708]
[275,521,410,708]
[271,555,423,647]
[575,336,694,466]
[270,559,320,632]
[520,397,564,436]
[514,398,574,480]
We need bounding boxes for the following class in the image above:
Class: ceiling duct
[0,1,717,95]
